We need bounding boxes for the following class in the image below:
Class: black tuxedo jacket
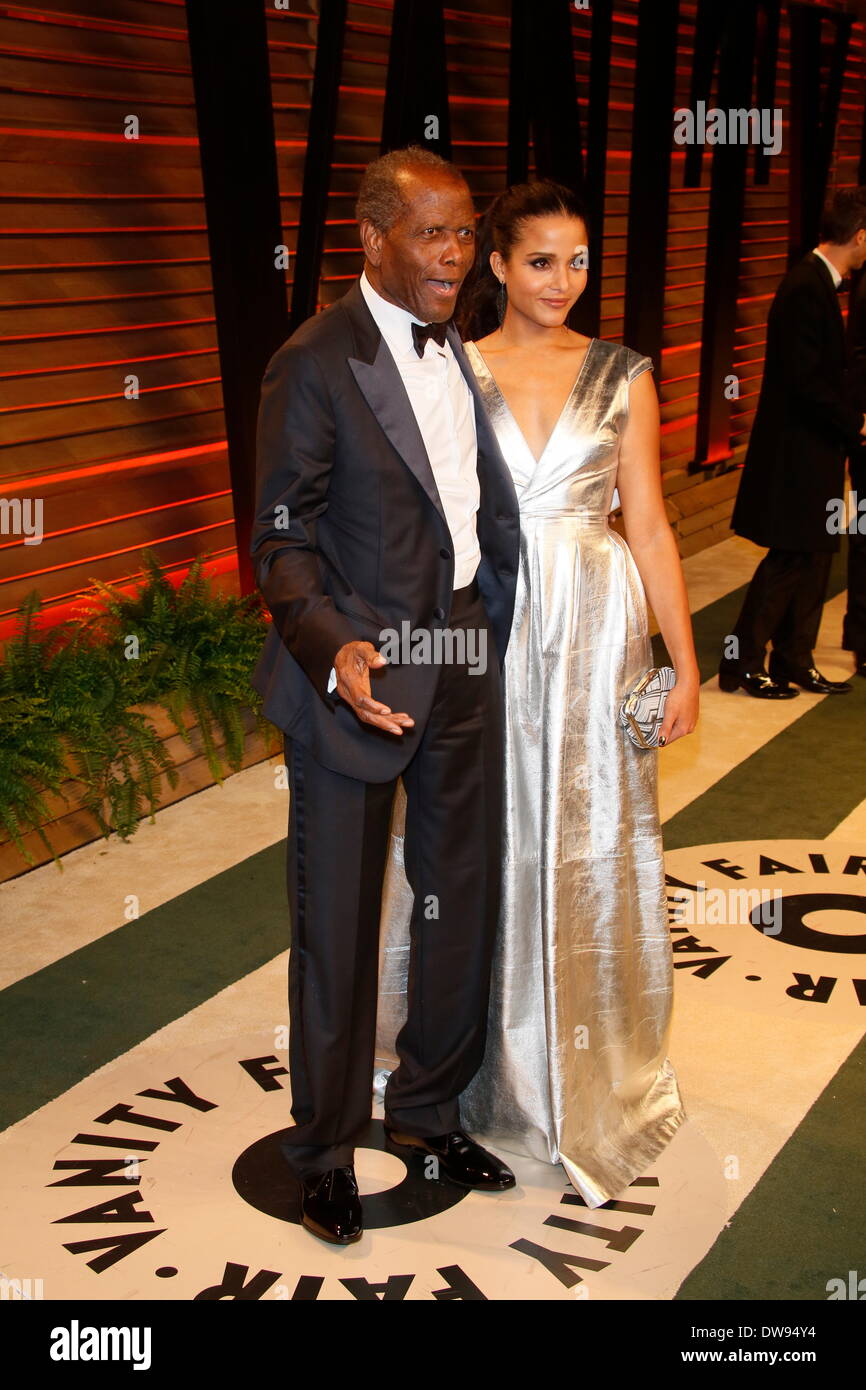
[731,251,863,553]
[249,278,521,783]
[846,265,866,417]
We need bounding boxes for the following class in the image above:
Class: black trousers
[843,449,866,655]
[280,582,504,1179]
[722,546,833,674]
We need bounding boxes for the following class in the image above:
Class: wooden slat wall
[1,0,863,639]
[310,0,390,304]
[0,0,316,637]
[0,0,229,631]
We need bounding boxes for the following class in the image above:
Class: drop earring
[497,279,507,325]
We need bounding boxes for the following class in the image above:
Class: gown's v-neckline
[467,337,596,470]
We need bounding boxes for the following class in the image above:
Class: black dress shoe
[717,667,799,698]
[768,659,852,694]
[384,1126,516,1190]
[297,1165,362,1245]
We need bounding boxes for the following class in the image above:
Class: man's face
[361,168,476,323]
[852,228,866,270]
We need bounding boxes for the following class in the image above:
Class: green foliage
[0,594,69,868]
[0,553,277,871]
[82,551,273,780]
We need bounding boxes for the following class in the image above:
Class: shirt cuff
[327,665,337,694]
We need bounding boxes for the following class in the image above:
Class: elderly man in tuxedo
[719,188,866,698]
[250,146,521,1245]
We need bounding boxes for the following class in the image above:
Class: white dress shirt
[812,246,843,289]
[327,270,482,692]
[358,269,480,584]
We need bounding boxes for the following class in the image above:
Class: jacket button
[440,547,451,559]
[433,606,446,620]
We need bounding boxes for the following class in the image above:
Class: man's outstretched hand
[333,641,414,736]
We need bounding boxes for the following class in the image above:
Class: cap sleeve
[626,347,654,382]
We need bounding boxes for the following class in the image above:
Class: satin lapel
[348,342,449,525]
[342,280,447,527]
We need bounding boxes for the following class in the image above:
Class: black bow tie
[411,320,448,357]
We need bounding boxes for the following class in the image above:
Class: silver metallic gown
[375,336,685,1208]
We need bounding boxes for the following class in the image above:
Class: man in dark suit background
[843,265,866,677]
[719,187,866,698]
[250,147,521,1245]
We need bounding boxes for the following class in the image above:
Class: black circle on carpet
[233,1119,469,1229]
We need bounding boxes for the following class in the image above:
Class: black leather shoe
[297,1165,363,1245]
[718,667,799,698]
[383,1126,516,1190]
[768,659,852,694]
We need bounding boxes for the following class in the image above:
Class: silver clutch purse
[618,666,676,749]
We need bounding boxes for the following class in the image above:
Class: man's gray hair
[355,145,468,233]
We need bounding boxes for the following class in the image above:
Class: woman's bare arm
[615,369,699,745]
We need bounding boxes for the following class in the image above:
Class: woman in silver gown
[376,181,700,1208]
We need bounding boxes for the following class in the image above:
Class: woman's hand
[658,673,699,747]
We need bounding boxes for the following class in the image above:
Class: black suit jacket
[249,278,521,783]
[847,266,866,416]
[846,269,866,492]
[731,251,863,552]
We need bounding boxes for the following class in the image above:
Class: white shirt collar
[359,268,437,360]
[812,247,843,289]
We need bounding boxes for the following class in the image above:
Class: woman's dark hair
[456,180,590,340]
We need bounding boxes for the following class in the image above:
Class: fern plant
[81,550,274,784]
[0,594,69,867]
[0,593,177,867]
[0,552,278,871]
[45,623,177,841]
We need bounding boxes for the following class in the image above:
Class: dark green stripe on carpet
[649,539,864,850]
[0,548,859,1132]
[0,843,288,1131]
[676,1029,866,1300]
[662,674,866,850]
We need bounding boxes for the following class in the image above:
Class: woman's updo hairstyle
[457,180,590,342]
